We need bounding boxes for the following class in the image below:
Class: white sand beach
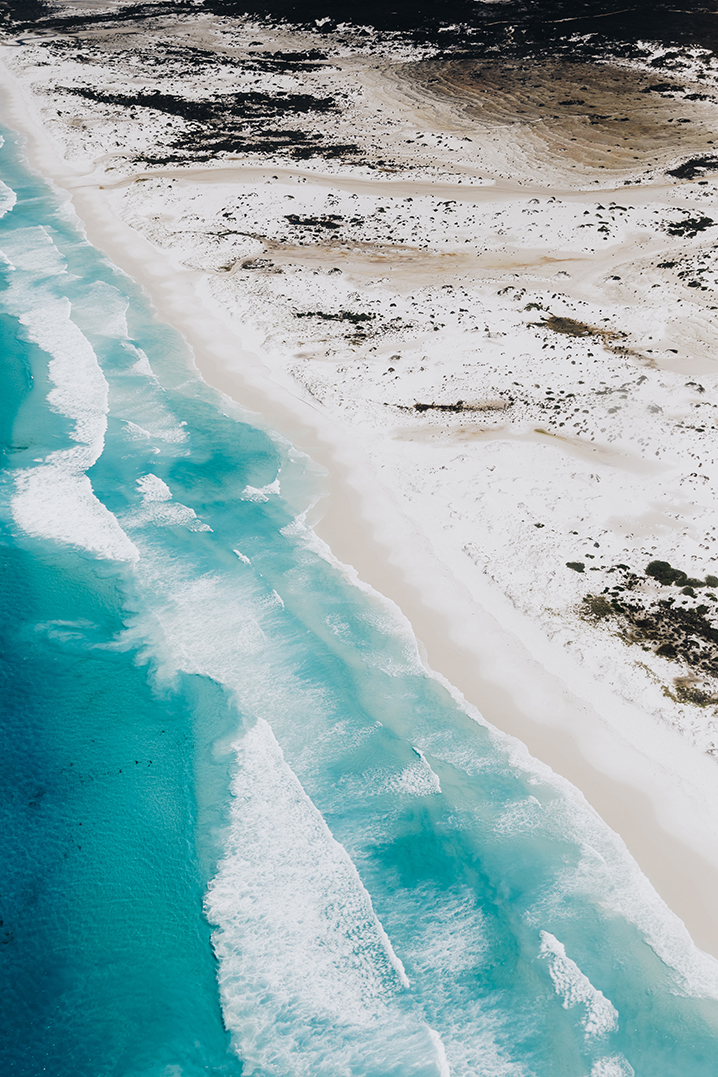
[4,6,718,955]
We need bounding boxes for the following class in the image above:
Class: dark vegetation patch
[292,310,377,343]
[187,0,718,61]
[412,399,511,413]
[67,85,335,120]
[669,678,718,707]
[294,310,375,322]
[285,214,343,229]
[0,1,204,35]
[7,0,718,68]
[580,560,718,684]
[664,214,716,238]
[645,559,718,587]
[63,84,358,164]
[248,49,328,72]
[667,156,718,180]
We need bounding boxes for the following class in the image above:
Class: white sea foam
[0,179,17,217]
[137,473,173,502]
[426,1029,450,1077]
[13,464,137,561]
[538,931,618,1039]
[121,420,161,446]
[116,342,190,444]
[127,473,211,531]
[126,350,156,379]
[344,757,441,802]
[76,280,130,339]
[411,747,442,794]
[1,223,66,279]
[391,760,441,798]
[205,719,442,1076]
[392,887,527,1077]
[18,296,109,450]
[2,228,137,560]
[241,478,280,502]
[281,516,428,678]
[273,494,718,1010]
[421,671,718,1003]
[405,890,490,978]
[590,1056,635,1077]
[370,749,441,798]
[520,777,718,1002]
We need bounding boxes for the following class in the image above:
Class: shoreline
[3,52,718,961]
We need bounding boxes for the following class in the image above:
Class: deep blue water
[2,127,718,1077]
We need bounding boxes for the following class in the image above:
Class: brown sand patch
[381,58,718,181]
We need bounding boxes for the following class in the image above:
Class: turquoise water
[2,128,718,1077]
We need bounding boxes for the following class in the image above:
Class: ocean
[2,125,718,1077]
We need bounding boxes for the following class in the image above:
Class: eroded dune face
[380,57,718,181]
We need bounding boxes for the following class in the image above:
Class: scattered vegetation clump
[578,561,718,687]
[666,156,718,180]
[566,561,585,573]
[582,594,611,619]
[645,560,716,588]
[664,215,716,238]
[294,310,375,323]
[670,679,717,706]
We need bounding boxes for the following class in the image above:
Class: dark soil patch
[533,315,623,343]
[641,82,683,94]
[241,258,274,269]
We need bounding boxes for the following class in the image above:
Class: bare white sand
[3,26,718,960]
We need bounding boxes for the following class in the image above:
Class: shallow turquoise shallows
[2,127,718,1077]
